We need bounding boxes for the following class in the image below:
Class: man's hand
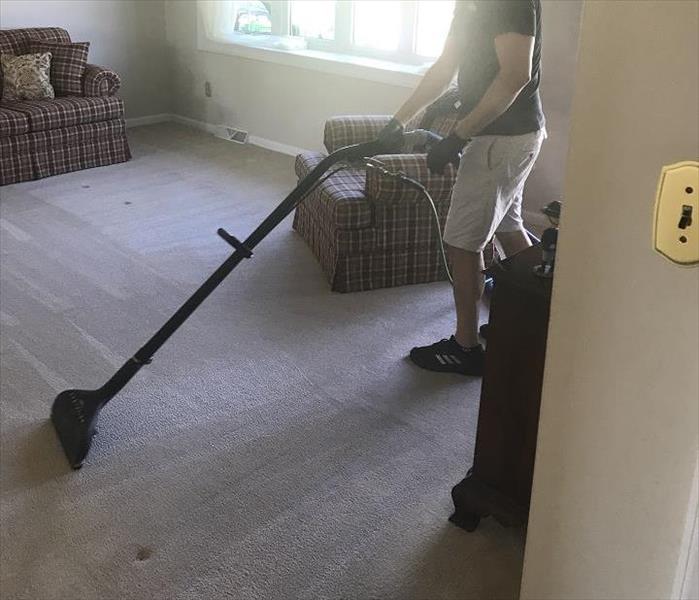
[426,133,468,174]
[376,118,404,152]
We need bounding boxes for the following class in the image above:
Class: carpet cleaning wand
[50,140,393,469]
[50,131,445,470]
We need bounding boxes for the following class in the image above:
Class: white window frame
[197,1,450,88]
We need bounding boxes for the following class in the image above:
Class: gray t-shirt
[449,0,545,136]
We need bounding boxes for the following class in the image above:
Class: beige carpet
[0,123,524,600]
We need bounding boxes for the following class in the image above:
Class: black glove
[426,132,468,174]
[376,117,404,152]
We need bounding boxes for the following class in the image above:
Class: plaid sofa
[293,89,495,293]
[0,27,130,185]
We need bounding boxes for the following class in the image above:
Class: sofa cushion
[0,30,29,55]
[0,28,71,54]
[4,95,124,132]
[295,152,373,230]
[0,28,71,96]
[0,52,55,101]
[28,41,89,96]
[0,106,29,137]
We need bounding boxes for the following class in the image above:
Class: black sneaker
[409,336,485,376]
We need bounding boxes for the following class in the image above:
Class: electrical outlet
[204,81,212,97]
[653,161,699,266]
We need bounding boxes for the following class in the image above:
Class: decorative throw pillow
[28,41,89,96]
[0,52,55,101]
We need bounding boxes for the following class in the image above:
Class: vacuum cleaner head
[51,389,105,469]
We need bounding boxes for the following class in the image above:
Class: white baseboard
[125,113,172,128]
[247,135,307,158]
[167,114,308,157]
[169,114,219,136]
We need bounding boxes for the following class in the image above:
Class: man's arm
[393,35,461,125]
[454,32,534,139]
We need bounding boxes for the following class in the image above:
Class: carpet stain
[136,546,154,561]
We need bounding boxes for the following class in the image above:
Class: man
[379,0,545,376]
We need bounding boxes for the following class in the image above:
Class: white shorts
[443,129,546,252]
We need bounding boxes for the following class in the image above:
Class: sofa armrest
[83,64,121,97]
[323,116,393,154]
[365,154,457,205]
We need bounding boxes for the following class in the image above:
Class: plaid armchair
[0,27,130,185]
[293,89,495,293]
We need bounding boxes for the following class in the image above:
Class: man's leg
[449,244,485,348]
[408,138,493,376]
[409,242,487,375]
[494,132,546,258]
[409,131,546,376]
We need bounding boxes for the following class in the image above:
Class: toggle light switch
[678,205,693,230]
[653,161,699,266]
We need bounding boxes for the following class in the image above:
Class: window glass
[205,0,458,66]
[232,1,273,35]
[290,1,335,40]
[415,1,455,57]
[352,1,401,52]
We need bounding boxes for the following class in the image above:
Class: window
[415,1,456,58]
[352,1,402,53]
[290,1,335,41]
[232,1,272,35]
[200,0,455,65]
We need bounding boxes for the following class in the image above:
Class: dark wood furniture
[450,244,553,532]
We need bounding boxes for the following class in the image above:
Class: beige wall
[0,0,170,118]
[520,1,699,599]
[164,0,411,145]
[164,0,582,218]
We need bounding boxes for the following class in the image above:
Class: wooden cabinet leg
[449,508,482,532]
[449,471,528,532]
[449,473,490,532]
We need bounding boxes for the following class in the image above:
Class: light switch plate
[653,161,699,266]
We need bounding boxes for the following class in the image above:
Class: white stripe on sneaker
[436,354,447,365]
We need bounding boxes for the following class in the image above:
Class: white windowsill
[197,32,429,88]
